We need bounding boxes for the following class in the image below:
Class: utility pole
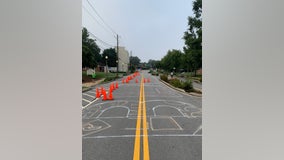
[116,34,119,77]
[130,51,132,72]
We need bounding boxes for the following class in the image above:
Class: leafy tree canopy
[102,48,117,67]
[82,27,101,68]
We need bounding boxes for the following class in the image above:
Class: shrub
[160,74,168,82]
[182,80,193,92]
[151,71,159,76]
[169,78,183,88]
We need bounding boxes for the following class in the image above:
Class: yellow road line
[142,81,150,160]
[133,75,150,160]
[133,77,143,160]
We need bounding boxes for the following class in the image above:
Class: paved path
[82,70,202,160]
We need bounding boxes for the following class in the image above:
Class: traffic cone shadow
[100,86,103,93]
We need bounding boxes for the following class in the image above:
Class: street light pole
[105,56,108,76]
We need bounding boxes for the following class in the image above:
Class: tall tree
[147,59,161,69]
[130,56,141,67]
[183,0,202,75]
[101,48,117,67]
[161,49,183,72]
[82,27,101,68]
[129,56,141,72]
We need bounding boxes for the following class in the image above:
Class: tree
[147,59,161,69]
[101,48,117,67]
[183,0,202,75]
[129,56,141,71]
[160,49,183,72]
[82,27,101,68]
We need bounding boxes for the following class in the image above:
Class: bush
[182,80,193,92]
[104,76,116,82]
[160,74,168,82]
[169,78,183,88]
[151,71,159,76]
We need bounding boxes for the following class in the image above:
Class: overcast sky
[82,0,193,62]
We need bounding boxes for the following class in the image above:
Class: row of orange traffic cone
[143,78,150,83]
[134,78,150,83]
[122,71,141,84]
[95,82,119,101]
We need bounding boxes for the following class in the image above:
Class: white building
[116,46,129,72]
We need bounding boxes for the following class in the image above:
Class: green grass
[92,72,117,79]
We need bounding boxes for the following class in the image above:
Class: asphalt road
[82,70,202,160]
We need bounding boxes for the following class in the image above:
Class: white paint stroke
[83,134,202,139]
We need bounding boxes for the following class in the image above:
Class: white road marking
[86,91,97,94]
[150,116,183,131]
[96,106,130,118]
[193,125,202,135]
[152,105,184,117]
[82,99,91,103]
[82,98,99,109]
[83,93,96,98]
[155,88,161,94]
[83,134,202,139]
[82,119,111,136]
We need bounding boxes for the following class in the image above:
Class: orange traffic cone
[147,78,150,83]
[108,90,113,100]
[116,82,118,89]
[102,90,108,101]
[135,79,138,83]
[144,78,146,83]
[96,88,100,98]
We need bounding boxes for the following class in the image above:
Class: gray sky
[82,0,193,62]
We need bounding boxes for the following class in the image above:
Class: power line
[85,0,118,36]
[82,5,116,38]
[88,32,115,48]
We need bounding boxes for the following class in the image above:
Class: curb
[159,79,202,97]
[82,78,105,93]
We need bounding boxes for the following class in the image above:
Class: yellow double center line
[133,76,150,160]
